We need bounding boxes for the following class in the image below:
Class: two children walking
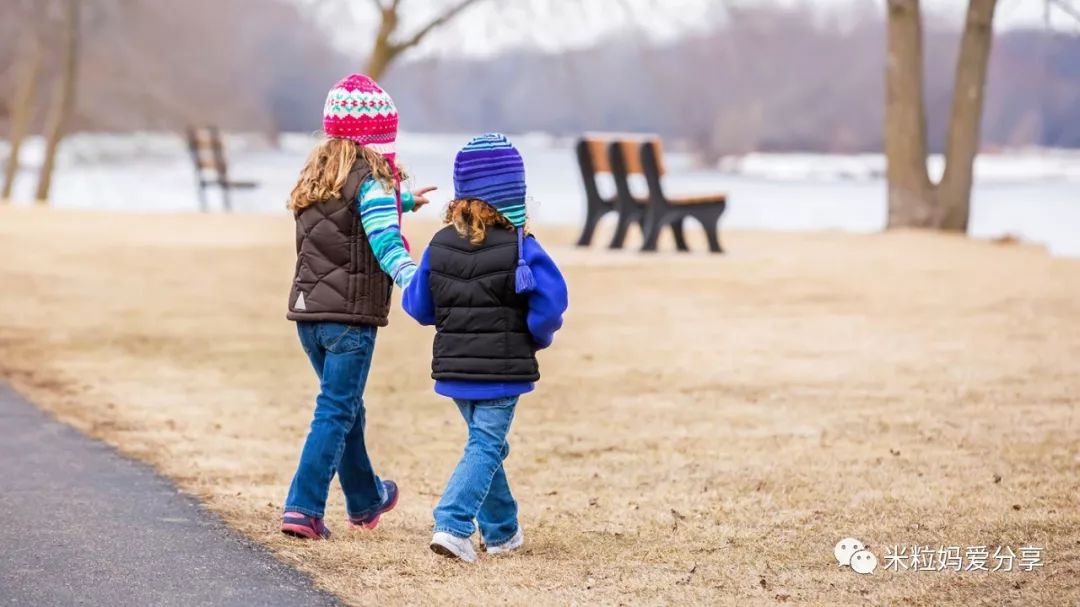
[280,74,568,562]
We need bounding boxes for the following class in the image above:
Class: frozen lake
[3,132,1078,257]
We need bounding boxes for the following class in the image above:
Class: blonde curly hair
[288,138,406,212]
[444,198,520,245]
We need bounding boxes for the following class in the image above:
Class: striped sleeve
[357,178,416,289]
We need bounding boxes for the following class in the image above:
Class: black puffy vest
[427,225,539,382]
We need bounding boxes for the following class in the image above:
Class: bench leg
[576,205,602,247]
[670,217,690,252]
[609,210,639,249]
[702,211,724,253]
[641,214,664,252]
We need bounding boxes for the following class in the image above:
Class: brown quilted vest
[286,160,393,326]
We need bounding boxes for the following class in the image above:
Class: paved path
[0,383,339,607]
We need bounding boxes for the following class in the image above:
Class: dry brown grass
[1,206,1078,606]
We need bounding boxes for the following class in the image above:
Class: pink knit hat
[322,73,399,164]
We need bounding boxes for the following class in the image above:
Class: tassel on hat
[514,227,536,294]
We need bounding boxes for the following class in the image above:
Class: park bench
[185,126,257,212]
[575,134,727,252]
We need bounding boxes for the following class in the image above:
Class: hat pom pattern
[452,133,527,227]
[322,73,398,162]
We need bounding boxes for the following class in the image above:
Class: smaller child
[402,134,568,562]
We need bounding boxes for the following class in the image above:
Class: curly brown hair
[287,138,406,213]
[444,198,519,245]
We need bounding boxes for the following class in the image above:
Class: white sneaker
[430,532,477,563]
[486,528,524,555]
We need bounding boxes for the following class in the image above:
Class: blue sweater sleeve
[522,238,568,349]
[401,247,436,325]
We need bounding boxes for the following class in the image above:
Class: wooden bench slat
[581,135,667,176]
[668,193,727,206]
[190,131,221,147]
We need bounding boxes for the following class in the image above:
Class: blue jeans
[433,396,519,545]
[284,322,385,519]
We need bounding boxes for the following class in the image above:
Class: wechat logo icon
[835,537,878,575]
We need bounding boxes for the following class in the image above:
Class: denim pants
[433,396,519,545]
[284,322,385,519]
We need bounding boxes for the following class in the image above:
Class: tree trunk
[884,0,935,228]
[34,0,80,205]
[1,36,42,202]
[885,0,999,231]
[364,6,399,81]
[936,0,998,231]
[363,44,396,82]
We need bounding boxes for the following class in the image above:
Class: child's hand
[411,186,437,211]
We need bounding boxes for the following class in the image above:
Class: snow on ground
[2,132,1078,256]
[720,149,1080,183]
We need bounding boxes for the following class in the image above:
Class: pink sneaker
[281,512,331,540]
[348,480,399,530]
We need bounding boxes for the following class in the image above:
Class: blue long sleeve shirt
[356,179,416,288]
[402,236,568,400]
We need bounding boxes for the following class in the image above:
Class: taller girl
[281,74,434,540]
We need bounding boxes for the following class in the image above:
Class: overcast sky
[301,0,1079,60]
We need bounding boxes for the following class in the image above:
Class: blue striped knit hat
[453,133,534,293]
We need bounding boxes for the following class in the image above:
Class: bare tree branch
[1048,0,1080,22]
[392,0,487,53]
